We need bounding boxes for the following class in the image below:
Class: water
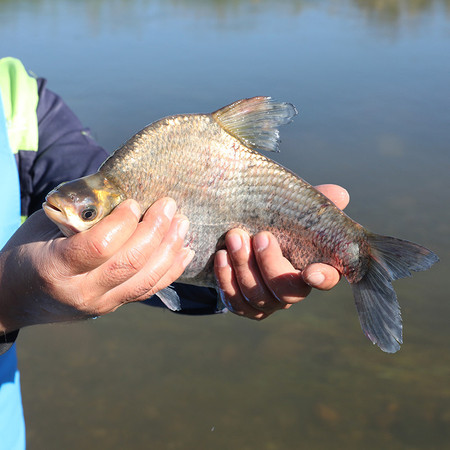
[1,0,449,448]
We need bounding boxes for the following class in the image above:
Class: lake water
[1,0,450,448]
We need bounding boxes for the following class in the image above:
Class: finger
[302,263,341,291]
[55,199,142,274]
[253,231,313,305]
[314,184,349,210]
[131,247,195,302]
[223,229,282,313]
[90,198,178,290]
[214,249,269,320]
[101,213,191,305]
[96,247,195,314]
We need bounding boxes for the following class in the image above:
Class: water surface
[1,0,449,448]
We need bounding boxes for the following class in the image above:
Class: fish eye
[81,206,98,221]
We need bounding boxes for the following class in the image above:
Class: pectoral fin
[155,286,182,311]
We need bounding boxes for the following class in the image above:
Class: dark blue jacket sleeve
[23,78,109,215]
[144,284,222,315]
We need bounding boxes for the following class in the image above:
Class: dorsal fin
[211,97,297,152]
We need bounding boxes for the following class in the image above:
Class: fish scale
[43,96,438,353]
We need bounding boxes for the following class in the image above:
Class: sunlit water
[1,0,449,448]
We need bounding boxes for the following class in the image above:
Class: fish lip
[42,199,65,221]
[42,199,61,213]
[42,199,62,217]
[42,200,78,237]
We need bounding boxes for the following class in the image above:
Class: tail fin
[351,234,438,353]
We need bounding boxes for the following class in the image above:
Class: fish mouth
[43,198,60,212]
[42,200,78,237]
[43,199,61,213]
[42,199,64,221]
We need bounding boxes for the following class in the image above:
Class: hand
[214,184,350,320]
[0,198,193,333]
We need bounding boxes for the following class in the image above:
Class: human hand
[0,198,193,333]
[214,184,350,320]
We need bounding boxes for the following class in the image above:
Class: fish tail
[351,234,438,353]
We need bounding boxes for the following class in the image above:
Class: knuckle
[150,216,168,240]
[106,248,148,278]
[72,295,93,315]
[230,308,246,317]
[123,247,147,272]
[144,209,167,229]
[252,299,270,309]
[232,258,249,270]
[242,286,268,309]
[142,269,164,291]
[37,258,68,293]
[245,291,285,314]
[84,236,110,259]
[229,248,250,267]
[253,313,267,321]
[232,308,267,321]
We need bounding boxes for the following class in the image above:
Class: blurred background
[1,0,449,448]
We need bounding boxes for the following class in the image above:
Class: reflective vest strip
[0,57,39,154]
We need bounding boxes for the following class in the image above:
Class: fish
[43,97,438,353]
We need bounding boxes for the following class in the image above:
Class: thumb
[55,200,141,274]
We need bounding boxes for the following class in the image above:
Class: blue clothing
[0,345,25,450]
[0,86,26,450]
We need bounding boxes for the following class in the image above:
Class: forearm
[0,245,52,333]
[0,248,29,334]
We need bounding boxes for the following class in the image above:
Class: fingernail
[178,218,189,239]
[304,271,325,286]
[227,233,242,253]
[129,201,141,220]
[163,199,177,220]
[254,233,269,252]
[182,249,195,267]
[340,188,350,203]
[215,250,229,268]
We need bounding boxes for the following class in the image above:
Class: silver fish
[43,97,438,353]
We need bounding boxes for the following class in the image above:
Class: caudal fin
[351,234,438,353]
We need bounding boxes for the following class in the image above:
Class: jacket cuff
[0,329,19,355]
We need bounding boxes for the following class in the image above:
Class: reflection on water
[2,0,450,449]
[1,0,450,25]
[351,0,450,21]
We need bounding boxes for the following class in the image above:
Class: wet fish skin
[43,97,438,353]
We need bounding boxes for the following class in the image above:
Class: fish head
[43,174,123,236]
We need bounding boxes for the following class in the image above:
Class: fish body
[43,97,438,353]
